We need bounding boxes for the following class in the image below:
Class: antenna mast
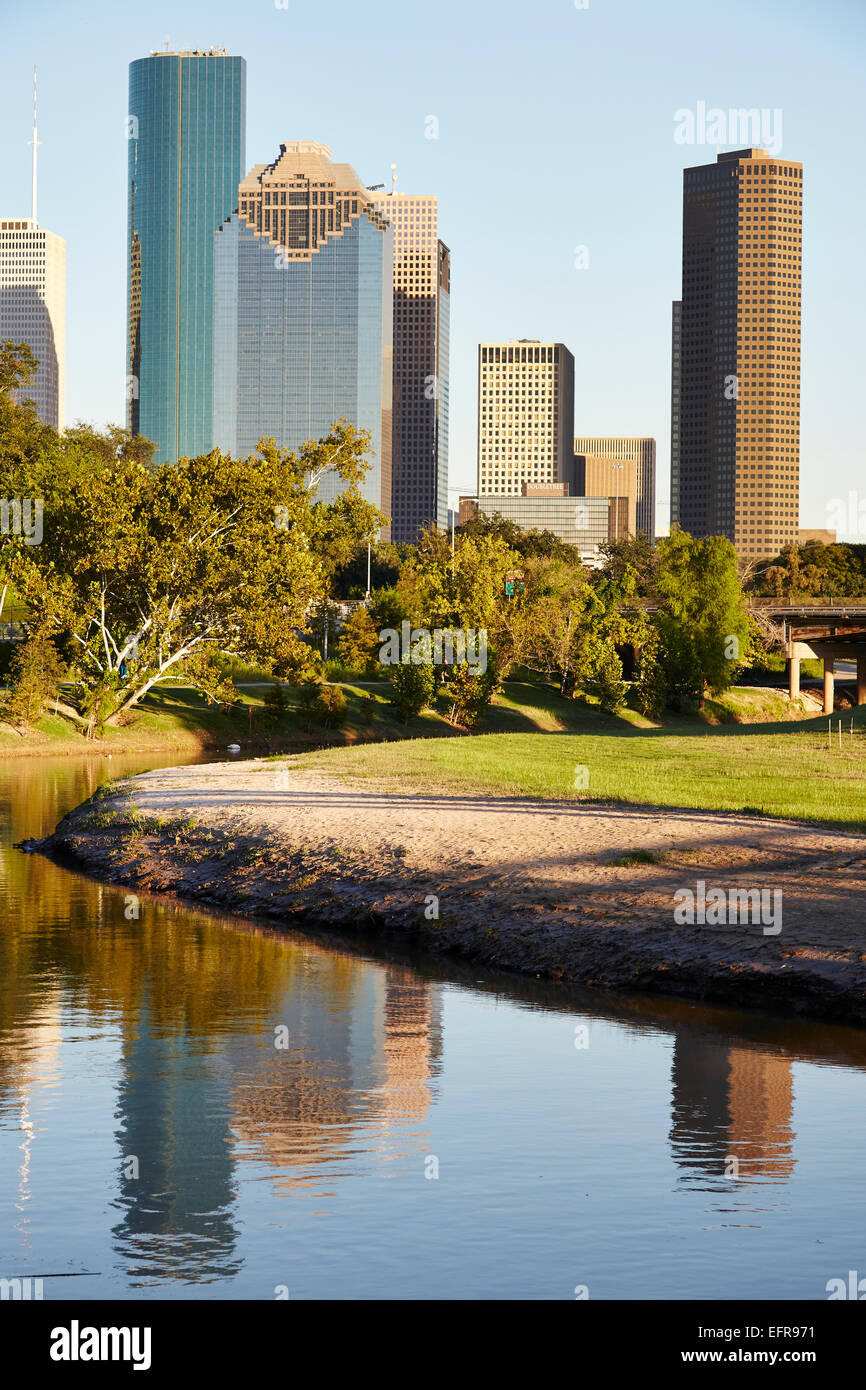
[28,66,41,223]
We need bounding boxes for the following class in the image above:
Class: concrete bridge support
[823,659,835,715]
[787,655,800,702]
[859,655,866,708]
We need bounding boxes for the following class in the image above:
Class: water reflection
[670,1037,795,1187]
[1,752,865,1298]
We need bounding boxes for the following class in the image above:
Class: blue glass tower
[212,143,393,520]
[127,50,246,463]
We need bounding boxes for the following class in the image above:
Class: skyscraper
[212,142,393,524]
[0,218,65,428]
[676,149,803,559]
[670,300,682,529]
[477,341,575,496]
[0,73,65,430]
[369,191,450,542]
[127,49,246,464]
[573,437,657,541]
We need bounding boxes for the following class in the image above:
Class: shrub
[440,661,499,729]
[313,683,347,729]
[3,629,66,729]
[390,661,435,723]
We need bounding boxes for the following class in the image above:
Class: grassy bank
[290,704,866,831]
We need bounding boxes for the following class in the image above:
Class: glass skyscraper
[212,142,393,523]
[127,49,246,463]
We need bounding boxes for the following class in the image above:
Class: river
[1,751,864,1300]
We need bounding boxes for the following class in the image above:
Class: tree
[440,657,499,728]
[336,606,381,674]
[390,661,435,723]
[397,527,521,654]
[633,629,667,719]
[6,421,384,727]
[654,530,751,707]
[599,532,659,596]
[3,628,65,729]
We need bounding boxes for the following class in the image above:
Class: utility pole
[365,539,371,601]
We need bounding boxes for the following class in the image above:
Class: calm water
[1,752,865,1301]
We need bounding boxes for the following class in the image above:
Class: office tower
[477,341,575,496]
[369,191,450,542]
[127,48,246,464]
[670,301,682,529]
[0,75,65,429]
[213,142,393,525]
[0,218,65,428]
[677,148,803,559]
[573,437,657,541]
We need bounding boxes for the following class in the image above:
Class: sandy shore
[31,758,866,1025]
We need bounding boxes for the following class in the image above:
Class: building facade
[127,49,246,464]
[677,148,802,559]
[0,217,65,428]
[477,341,575,497]
[212,142,393,522]
[369,192,450,542]
[460,492,609,557]
[573,437,656,541]
[670,300,682,529]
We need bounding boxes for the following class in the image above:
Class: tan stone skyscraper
[477,341,575,496]
[0,217,65,429]
[573,437,656,540]
[675,148,802,559]
[370,191,450,542]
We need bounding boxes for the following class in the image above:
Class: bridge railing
[749,597,866,611]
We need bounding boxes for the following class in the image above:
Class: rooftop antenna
[390,162,397,195]
[27,65,41,223]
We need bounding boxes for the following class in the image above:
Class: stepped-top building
[213,141,393,524]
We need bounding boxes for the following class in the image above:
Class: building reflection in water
[227,963,442,1187]
[109,935,442,1283]
[669,1033,795,1188]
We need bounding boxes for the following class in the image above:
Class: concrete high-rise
[573,437,656,541]
[676,148,803,559]
[369,191,450,542]
[212,142,393,525]
[477,341,575,496]
[127,49,246,464]
[0,217,65,428]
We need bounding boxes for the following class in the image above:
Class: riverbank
[32,758,866,1026]
[0,676,825,759]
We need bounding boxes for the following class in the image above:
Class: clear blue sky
[2,0,864,536]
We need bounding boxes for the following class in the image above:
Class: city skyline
[1,0,864,541]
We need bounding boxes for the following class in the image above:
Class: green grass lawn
[4,675,864,833]
[289,703,866,831]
